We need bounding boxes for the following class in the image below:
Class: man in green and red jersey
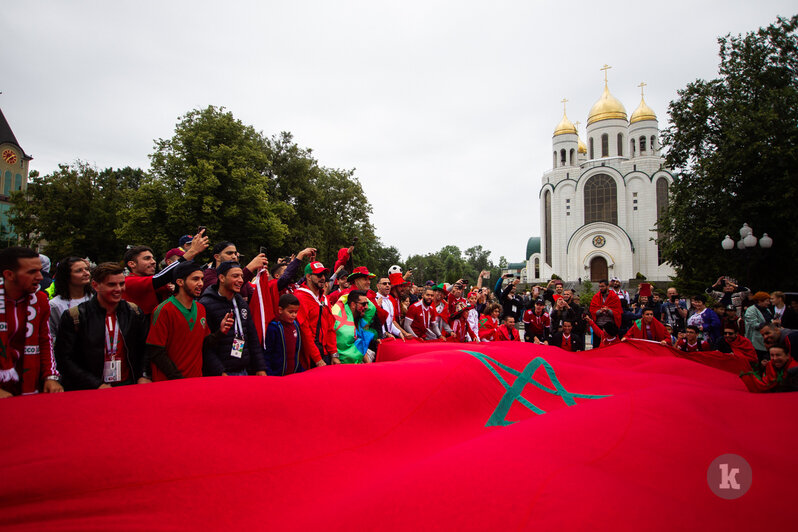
[146,261,232,381]
[122,229,209,316]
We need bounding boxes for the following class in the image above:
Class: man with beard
[404,287,441,340]
[496,275,524,322]
[376,277,407,339]
[123,229,209,316]
[55,262,150,390]
[296,261,338,367]
[624,308,670,344]
[343,267,388,331]
[0,247,62,397]
[523,298,551,343]
[200,261,267,377]
[609,277,630,305]
[388,272,411,334]
[147,262,232,381]
[561,288,585,335]
[589,279,622,348]
[447,279,475,341]
[432,283,453,338]
[332,290,378,363]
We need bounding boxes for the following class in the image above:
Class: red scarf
[0,279,55,394]
[250,269,280,348]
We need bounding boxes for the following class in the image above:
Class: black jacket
[549,331,585,352]
[199,287,267,375]
[54,297,148,390]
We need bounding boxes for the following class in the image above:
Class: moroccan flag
[0,341,794,530]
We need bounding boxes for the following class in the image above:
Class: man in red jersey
[0,247,62,397]
[146,262,232,381]
[403,287,440,339]
[123,229,209,315]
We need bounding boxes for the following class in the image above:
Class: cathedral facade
[522,77,675,283]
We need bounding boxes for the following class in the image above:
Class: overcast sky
[3,1,795,263]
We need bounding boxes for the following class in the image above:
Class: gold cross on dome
[561,97,568,114]
[600,64,612,84]
[575,120,581,133]
[638,81,647,97]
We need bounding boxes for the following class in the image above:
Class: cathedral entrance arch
[590,256,608,281]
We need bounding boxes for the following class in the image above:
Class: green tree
[659,15,798,290]
[118,106,289,259]
[9,162,145,261]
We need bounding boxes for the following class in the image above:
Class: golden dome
[630,96,657,123]
[577,136,587,154]
[587,84,627,125]
[553,112,577,136]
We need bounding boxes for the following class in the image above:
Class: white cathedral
[514,73,675,284]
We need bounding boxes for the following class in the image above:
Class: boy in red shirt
[147,262,231,381]
[264,293,303,376]
[676,325,712,353]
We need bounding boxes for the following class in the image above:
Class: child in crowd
[585,315,622,348]
[740,344,798,392]
[676,325,712,353]
[264,293,303,376]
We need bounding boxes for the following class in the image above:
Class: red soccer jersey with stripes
[405,301,437,338]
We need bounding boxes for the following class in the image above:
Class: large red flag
[0,341,794,530]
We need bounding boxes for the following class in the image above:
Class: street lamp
[720,223,774,288]
[720,223,773,251]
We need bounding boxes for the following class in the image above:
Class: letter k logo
[718,463,740,490]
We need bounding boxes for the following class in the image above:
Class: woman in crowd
[49,257,93,342]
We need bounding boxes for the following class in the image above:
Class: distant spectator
[706,276,750,316]
[744,291,773,361]
[687,294,721,344]
[49,257,93,343]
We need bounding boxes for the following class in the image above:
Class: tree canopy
[405,245,502,287]
[659,15,798,291]
[10,106,399,273]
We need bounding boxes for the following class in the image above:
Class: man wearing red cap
[295,261,338,367]
[387,272,409,332]
[347,267,388,329]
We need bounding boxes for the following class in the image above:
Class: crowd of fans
[0,232,795,399]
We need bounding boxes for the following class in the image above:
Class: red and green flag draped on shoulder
[331,293,377,364]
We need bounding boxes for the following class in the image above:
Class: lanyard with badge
[103,315,121,383]
[231,298,245,358]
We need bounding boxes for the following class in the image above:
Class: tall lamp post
[720,223,773,287]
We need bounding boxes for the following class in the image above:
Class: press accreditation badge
[231,338,245,359]
[103,358,122,383]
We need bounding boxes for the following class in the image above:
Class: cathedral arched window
[14,174,22,191]
[631,138,636,157]
[553,151,557,167]
[617,133,624,156]
[560,149,566,166]
[650,135,656,153]
[639,136,647,153]
[569,149,575,166]
[589,138,594,159]
[584,174,617,225]
[544,190,552,266]
[601,134,609,157]
[3,171,11,197]
[656,178,669,265]
[534,258,540,279]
